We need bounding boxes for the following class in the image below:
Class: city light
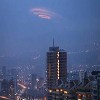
[56,89,59,92]
[57,52,60,79]
[60,89,63,92]
[49,89,52,93]
[0,0,100,100]
[0,96,9,100]
[17,83,27,89]
[64,91,68,94]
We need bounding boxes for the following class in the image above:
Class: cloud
[30,7,61,20]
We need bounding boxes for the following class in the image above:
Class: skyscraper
[2,66,6,79]
[9,78,15,99]
[92,71,100,100]
[31,74,37,90]
[46,41,67,100]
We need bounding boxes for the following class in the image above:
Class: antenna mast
[53,38,54,47]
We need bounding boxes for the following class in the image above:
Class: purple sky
[0,0,100,72]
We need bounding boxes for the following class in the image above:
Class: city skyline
[0,0,100,75]
[0,1,100,99]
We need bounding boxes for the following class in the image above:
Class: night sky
[0,0,100,73]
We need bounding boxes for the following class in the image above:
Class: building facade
[92,71,100,100]
[46,44,67,100]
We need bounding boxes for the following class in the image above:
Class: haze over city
[0,0,100,75]
[0,0,100,100]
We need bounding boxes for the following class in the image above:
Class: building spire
[53,38,54,47]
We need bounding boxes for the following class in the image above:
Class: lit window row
[57,52,60,79]
[48,89,68,94]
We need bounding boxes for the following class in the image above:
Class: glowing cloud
[30,8,61,20]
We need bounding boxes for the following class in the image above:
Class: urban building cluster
[0,66,46,100]
[46,43,100,100]
[0,43,99,100]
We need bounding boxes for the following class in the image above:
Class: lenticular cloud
[30,8,60,20]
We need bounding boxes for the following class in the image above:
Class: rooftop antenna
[53,38,55,47]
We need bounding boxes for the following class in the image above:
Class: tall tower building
[2,66,6,79]
[9,78,15,99]
[31,74,37,90]
[46,41,67,100]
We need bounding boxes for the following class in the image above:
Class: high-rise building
[9,78,15,99]
[46,41,67,100]
[31,74,37,90]
[92,71,100,100]
[2,66,6,79]
[1,79,9,96]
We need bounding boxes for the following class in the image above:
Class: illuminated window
[60,89,63,92]
[49,89,52,93]
[64,91,67,94]
[56,89,59,92]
